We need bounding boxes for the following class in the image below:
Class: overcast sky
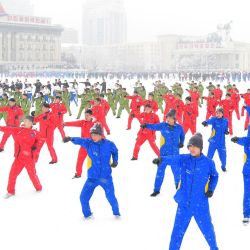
[31,0,249,43]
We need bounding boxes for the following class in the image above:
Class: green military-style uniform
[106,91,116,116]
[224,83,232,93]
[116,90,130,118]
[32,96,44,116]
[0,98,8,122]
[198,83,205,105]
[61,90,72,116]
[18,98,31,116]
[77,92,92,119]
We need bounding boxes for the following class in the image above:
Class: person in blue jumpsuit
[63,123,120,219]
[142,109,185,197]
[231,133,250,225]
[168,133,219,250]
[202,107,229,172]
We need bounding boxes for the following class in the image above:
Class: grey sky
[31,0,249,43]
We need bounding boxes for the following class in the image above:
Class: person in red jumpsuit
[99,94,110,115]
[91,98,110,135]
[50,96,67,140]
[229,85,240,120]
[0,116,44,199]
[203,92,218,120]
[241,89,250,130]
[213,84,223,102]
[131,104,160,160]
[0,98,24,152]
[162,90,175,122]
[183,96,198,135]
[186,87,200,117]
[126,91,143,130]
[220,93,234,135]
[64,109,95,179]
[32,103,58,164]
[172,94,184,125]
[141,93,159,113]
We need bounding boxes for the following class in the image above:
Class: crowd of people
[0,77,250,250]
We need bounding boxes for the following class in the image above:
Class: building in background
[61,28,79,44]
[81,0,127,46]
[1,0,34,16]
[0,5,63,71]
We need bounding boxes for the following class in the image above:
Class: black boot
[131,157,138,161]
[150,191,160,197]
[72,174,81,179]
[0,148,4,152]
[49,161,57,164]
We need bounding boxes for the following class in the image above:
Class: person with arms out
[63,123,120,219]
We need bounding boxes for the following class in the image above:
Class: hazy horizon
[29,0,250,43]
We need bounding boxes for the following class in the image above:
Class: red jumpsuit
[241,93,250,129]
[229,89,240,120]
[0,105,24,150]
[50,103,67,139]
[132,112,160,159]
[213,89,223,102]
[34,112,58,162]
[162,94,175,121]
[64,120,94,176]
[100,99,110,115]
[141,100,159,113]
[91,104,110,134]
[203,96,218,120]
[0,126,44,195]
[183,103,198,135]
[220,99,234,135]
[126,95,143,129]
[186,90,200,116]
[172,98,184,124]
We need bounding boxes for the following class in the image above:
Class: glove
[110,162,118,168]
[224,130,229,135]
[231,137,239,143]
[14,115,19,119]
[137,105,140,108]
[31,145,37,151]
[179,143,184,148]
[187,112,191,115]
[152,158,162,165]
[176,105,179,108]
[131,113,135,118]
[205,191,214,198]
[63,137,72,143]
[140,123,147,129]
[43,115,48,120]
[31,111,35,117]
[202,121,208,127]
[58,112,62,115]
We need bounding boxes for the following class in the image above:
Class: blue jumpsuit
[206,117,228,171]
[167,154,219,250]
[145,122,185,192]
[235,137,250,218]
[71,137,120,218]
[245,106,250,137]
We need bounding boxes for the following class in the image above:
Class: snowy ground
[0,79,249,250]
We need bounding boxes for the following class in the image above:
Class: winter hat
[166,109,176,119]
[185,96,192,102]
[187,133,203,151]
[90,123,103,136]
[216,107,224,114]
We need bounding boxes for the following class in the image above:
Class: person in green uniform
[0,93,9,123]
[61,86,72,116]
[18,94,31,116]
[77,89,92,119]
[106,89,116,116]
[32,92,44,116]
[116,88,130,118]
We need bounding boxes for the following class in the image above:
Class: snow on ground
[0,79,249,250]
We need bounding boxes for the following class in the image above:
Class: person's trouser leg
[99,177,120,216]
[243,174,250,218]
[154,161,168,192]
[132,136,147,158]
[217,146,227,171]
[25,160,42,191]
[169,206,192,250]
[76,147,88,177]
[80,179,98,217]
[194,203,219,250]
